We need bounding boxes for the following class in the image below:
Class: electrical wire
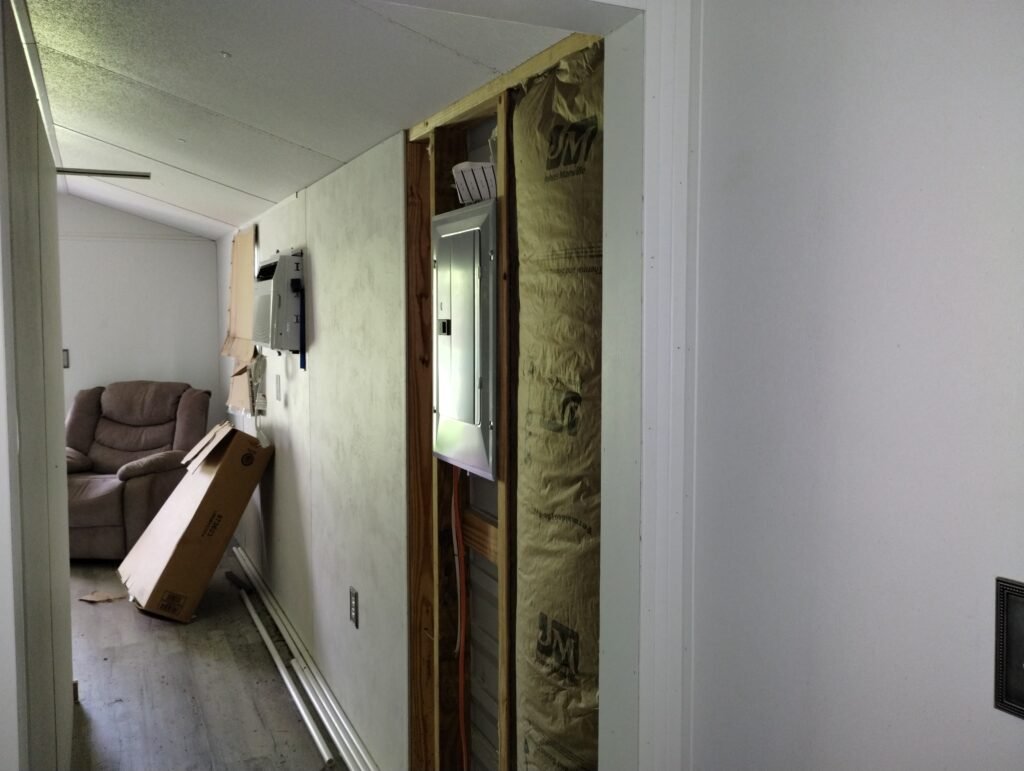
[452,480,462,656]
[452,468,470,771]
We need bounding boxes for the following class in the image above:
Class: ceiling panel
[28,0,570,159]
[55,127,271,227]
[363,3,568,78]
[381,0,639,35]
[62,178,235,240]
[24,0,597,235]
[40,48,338,202]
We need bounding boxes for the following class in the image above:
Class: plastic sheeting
[514,42,603,771]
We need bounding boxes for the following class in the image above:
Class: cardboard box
[117,421,273,622]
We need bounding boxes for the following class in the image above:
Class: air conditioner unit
[253,248,304,353]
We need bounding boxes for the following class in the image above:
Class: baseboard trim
[233,545,377,771]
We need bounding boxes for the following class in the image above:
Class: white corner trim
[635,0,697,769]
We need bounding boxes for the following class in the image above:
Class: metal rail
[239,589,337,769]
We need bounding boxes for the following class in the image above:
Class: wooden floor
[70,553,323,771]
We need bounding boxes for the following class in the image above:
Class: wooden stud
[409,33,602,141]
[431,125,469,217]
[495,89,517,771]
[428,127,465,771]
[406,138,435,771]
[463,509,499,563]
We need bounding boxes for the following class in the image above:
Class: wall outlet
[349,586,359,629]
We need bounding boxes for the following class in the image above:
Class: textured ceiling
[19,0,634,237]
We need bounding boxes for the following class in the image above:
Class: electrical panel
[253,248,304,353]
[432,199,497,480]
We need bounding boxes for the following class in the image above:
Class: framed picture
[995,577,1024,719]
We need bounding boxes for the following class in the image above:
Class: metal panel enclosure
[432,199,498,479]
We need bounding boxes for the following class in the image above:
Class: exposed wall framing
[405,32,601,771]
[405,141,434,771]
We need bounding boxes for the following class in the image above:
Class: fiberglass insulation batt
[514,42,603,771]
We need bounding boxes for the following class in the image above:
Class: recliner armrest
[117,450,186,482]
[66,447,92,474]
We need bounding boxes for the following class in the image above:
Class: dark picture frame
[995,577,1024,719]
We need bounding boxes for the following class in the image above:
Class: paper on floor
[79,590,127,604]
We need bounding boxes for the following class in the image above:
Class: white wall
[598,13,644,771]
[57,195,223,419]
[0,3,73,767]
[227,134,408,771]
[691,2,1024,768]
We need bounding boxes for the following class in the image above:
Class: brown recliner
[65,380,211,560]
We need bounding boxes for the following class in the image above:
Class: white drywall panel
[246,191,315,645]
[39,118,73,771]
[0,9,30,762]
[58,197,220,415]
[598,14,643,771]
[7,40,51,766]
[58,192,213,240]
[693,2,1024,768]
[305,132,408,771]
[0,319,23,766]
[64,176,234,240]
[0,285,23,764]
[1,3,73,764]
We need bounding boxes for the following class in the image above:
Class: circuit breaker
[432,199,497,480]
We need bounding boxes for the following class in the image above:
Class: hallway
[69,553,322,770]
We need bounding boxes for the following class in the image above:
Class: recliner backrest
[65,381,211,474]
[173,387,212,451]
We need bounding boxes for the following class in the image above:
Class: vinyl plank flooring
[70,552,324,770]
[187,631,279,765]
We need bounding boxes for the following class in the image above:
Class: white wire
[451,469,462,657]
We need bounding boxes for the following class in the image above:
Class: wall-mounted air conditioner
[253,248,304,353]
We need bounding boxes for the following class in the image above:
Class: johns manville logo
[545,117,599,179]
[536,612,581,684]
